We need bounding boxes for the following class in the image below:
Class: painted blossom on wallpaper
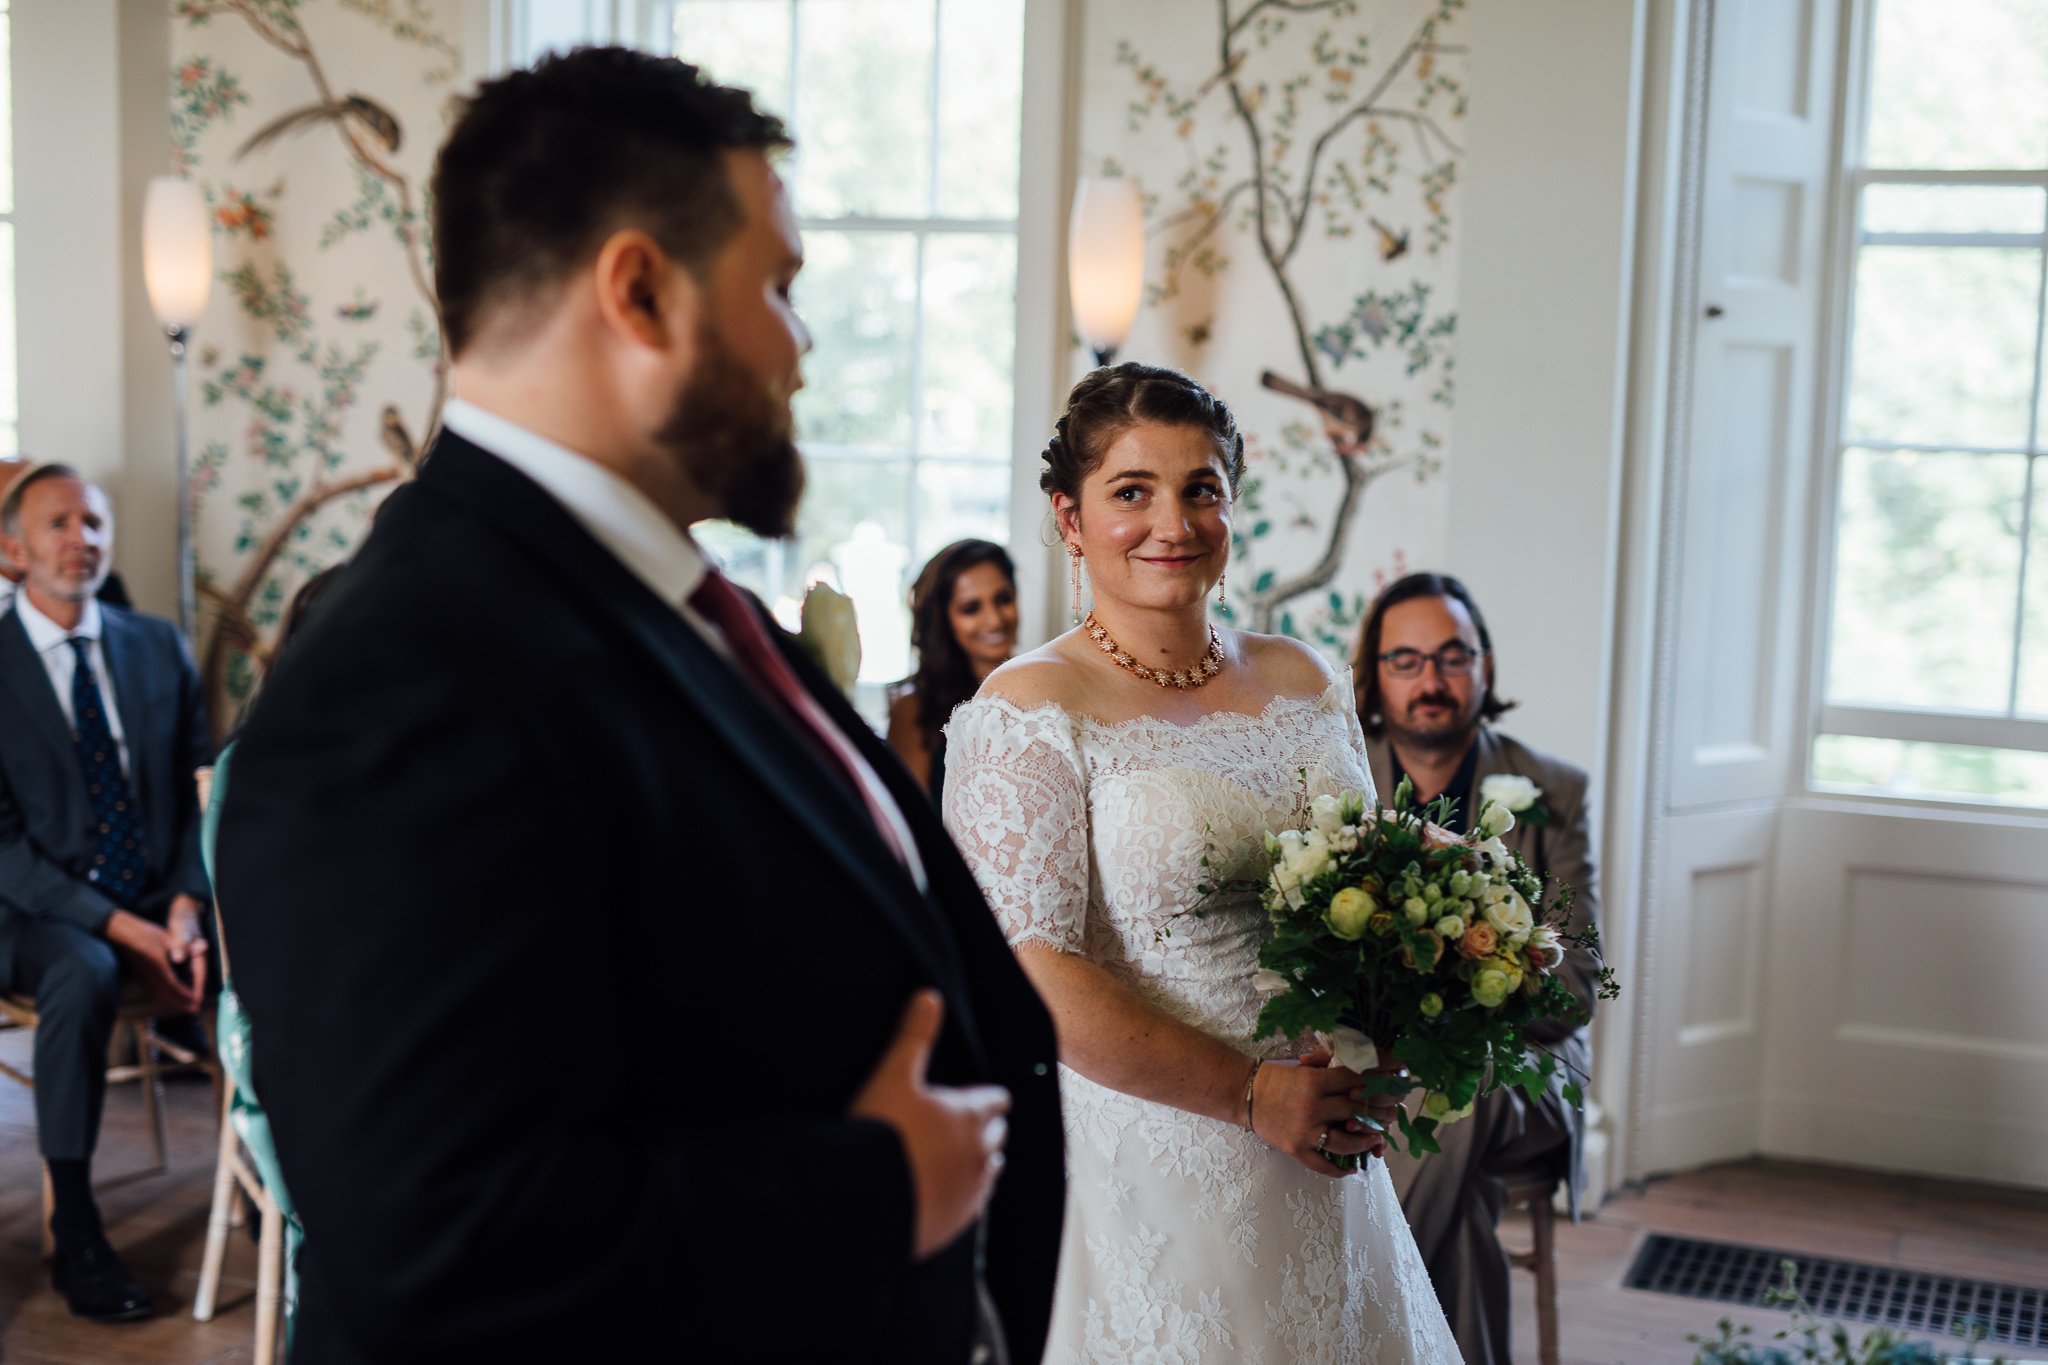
[1091,0,1465,651]
[168,0,453,720]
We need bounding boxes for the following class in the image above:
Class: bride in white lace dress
[944,364,1460,1364]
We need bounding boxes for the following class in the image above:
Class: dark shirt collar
[1389,735,1482,834]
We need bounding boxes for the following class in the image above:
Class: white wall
[1449,0,1648,1202]
[1449,0,1642,773]
[12,0,176,617]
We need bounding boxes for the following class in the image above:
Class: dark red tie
[689,570,911,868]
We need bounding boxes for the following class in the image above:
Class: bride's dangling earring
[1068,543,1085,625]
[1216,570,1226,607]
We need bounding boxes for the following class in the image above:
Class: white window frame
[1807,0,2048,800]
[490,0,1070,672]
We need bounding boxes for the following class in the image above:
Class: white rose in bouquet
[1480,884,1535,941]
[1309,792,1347,834]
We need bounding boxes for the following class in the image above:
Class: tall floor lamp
[142,177,214,642]
[1068,177,1145,368]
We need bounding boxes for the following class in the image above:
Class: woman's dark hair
[1040,362,1247,503]
[904,539,1016,755]
[1352,571,1518,739]
[432,45,792,356]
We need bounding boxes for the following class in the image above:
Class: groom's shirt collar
[441,397,710,613]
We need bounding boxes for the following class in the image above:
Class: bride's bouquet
[1248,776,1616,1158]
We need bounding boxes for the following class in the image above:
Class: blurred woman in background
[888,539,1018,802]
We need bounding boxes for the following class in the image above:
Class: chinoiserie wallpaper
[1080,0,1465,654]
[168,0,459,721]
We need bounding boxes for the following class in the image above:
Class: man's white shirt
[439,399,925,888]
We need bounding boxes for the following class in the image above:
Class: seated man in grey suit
[0,464,212,1323]
[1352,570,1602,1365]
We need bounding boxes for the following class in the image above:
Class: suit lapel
[0,611,84,785]
[415,434,970,1000]
[1363,734,1396,810]
[771,622,992,1069]
[99,611,155,808]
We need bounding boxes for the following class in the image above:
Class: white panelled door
[1633,0,1838,1179]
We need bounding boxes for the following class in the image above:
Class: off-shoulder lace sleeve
[942,697,1091,953]
[1332,666,1379,808]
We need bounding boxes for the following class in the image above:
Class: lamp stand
[164,324,195,642]
[1092,345,1117,368]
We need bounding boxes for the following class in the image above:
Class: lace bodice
[944,672,1375,1052]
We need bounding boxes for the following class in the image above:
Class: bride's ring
[1313,1128,1331,1155]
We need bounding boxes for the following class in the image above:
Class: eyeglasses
[1377,644,1486,678]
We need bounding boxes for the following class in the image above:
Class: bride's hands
[1248,1058,1380,1177]
[1300,1043,1409,1152]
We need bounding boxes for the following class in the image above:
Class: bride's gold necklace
[1084,612,1226,690]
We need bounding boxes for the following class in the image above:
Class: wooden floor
[1505,1159,2048,1364]
[6,1016,2047,1363]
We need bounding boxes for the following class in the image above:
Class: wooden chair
[0,983,216,1256]
[1502,1167,1563,1365]
[191,757,291,1365]
[192,1038,286,1365]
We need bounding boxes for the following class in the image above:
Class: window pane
[921,234,1015,456]
[1827,448,2024,711]
[1814,734,2048,808]
[792,1,933,218]
[916,459,1009,565]
[1862,185,2045,236]
[794,230,916,450]
[1865,0,2048,170]
[2017,467,2048,715]
[1845,246,2041,449]
[935,0,1023,218]
[672,0,793,117]
[516,0,608,62]
[0,221,16,452]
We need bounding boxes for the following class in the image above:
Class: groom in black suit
[217,47,1062,1364]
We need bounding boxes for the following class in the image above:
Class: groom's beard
[657,325,805,540]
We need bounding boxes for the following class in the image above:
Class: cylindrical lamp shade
[143,177,213,330]
[1067,177,1146,363]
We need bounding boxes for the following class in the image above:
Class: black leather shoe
[51,1234,154,1322]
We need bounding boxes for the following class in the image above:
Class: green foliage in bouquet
[1252,774,1618,1158]
[1688,1260,2012,1364]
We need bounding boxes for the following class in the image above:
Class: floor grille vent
[1623,1233,2047,1350]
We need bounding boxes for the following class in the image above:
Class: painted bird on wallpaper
[1259,370,1377,457]
[1368,217,1410,263]
[380,405,417,467]
[235,94,403,162]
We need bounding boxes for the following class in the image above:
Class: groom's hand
[852,989,1012,1261]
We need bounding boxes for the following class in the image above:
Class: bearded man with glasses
[1350,570,1604,1365]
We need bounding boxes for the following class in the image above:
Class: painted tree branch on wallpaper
[1106,0,1464,645]
[170,0,451,723]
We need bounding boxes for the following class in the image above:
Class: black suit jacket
[217,432,1064,1364]
[0,602,212,981]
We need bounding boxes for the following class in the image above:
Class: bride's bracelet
[1242,1059,1263,1137]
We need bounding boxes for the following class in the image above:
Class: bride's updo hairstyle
[1040,362,1247,503]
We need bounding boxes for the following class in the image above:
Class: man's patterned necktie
[67,636,149,898]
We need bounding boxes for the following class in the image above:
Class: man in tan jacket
[1353,571,1602,1365]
